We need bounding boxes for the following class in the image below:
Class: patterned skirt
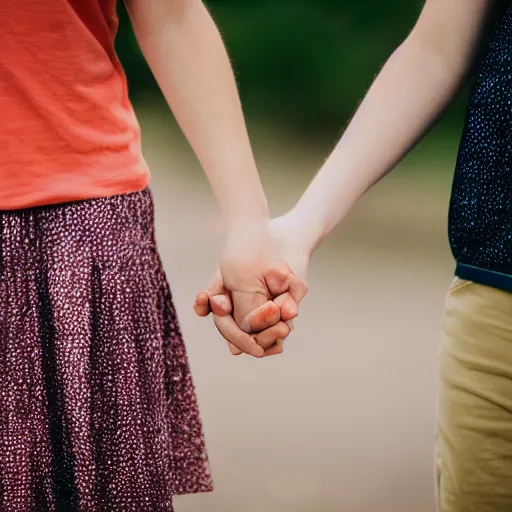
[0,188,212,511]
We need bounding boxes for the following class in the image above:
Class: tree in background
[117,1,467,138]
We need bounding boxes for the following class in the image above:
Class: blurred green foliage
[116,1,467,138]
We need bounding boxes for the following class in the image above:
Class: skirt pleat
[0,189,212,512]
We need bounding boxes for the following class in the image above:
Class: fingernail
[286,320,294,331]
[212,295,229,309]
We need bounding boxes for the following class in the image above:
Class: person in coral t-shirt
[0,1,306,510]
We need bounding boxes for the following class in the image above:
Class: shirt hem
[455,262,512,295]
[0,170,151,211]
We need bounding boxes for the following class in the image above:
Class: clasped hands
[194,213,311,356]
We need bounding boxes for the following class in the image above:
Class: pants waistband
[455,262,512,295]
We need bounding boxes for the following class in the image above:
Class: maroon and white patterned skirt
[0,188,212,511]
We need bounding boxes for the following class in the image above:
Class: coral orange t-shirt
[0,0,150,210]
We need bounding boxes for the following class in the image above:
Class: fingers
[194,290,211,317]
[197,264,308,359]
[205,269,234,316]
[239,289,299,354]
[240,300,281,333]
[263,265,308,321]
[231,290,274,333]
[263,339,284,357]
[213,314,264,358]
[243,289,299,327]
[194,289,233,317]
[264,264,291,297]
[273,292,298,322]
[253,321,290,350]
[236,288,298,349]
[205,263,307,328]
[210,294,233,316]
[194,269,233,318]
[263,263,308,303]
[240,286,298,333]
[227,342,243,356]
[227,337,284,357]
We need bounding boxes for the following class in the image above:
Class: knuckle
[268,265,289,281]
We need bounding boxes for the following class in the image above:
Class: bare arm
[193,0,501,351]
[125,0,268,226]
[291,0,498,251]
[126,0,309,357]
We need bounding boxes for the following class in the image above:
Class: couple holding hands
[4,0,510,510]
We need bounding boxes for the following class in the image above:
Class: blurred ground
[137,100,457,512]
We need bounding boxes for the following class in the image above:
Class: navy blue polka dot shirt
[450,3,512,291]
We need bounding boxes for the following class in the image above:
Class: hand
[195,211,312,355]
[196,267,302,357]
[196,219,302,357]
[221,217,308,356]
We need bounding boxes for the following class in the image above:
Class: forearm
[293,41,464,250]
[291,0,496,252]
[126,0,268,225]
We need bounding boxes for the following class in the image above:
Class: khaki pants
[437,277,512,511]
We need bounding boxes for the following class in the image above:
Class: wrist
[286,206,326,255]
[225,194,270,231]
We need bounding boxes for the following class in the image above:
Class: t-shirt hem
[0,168,151,211]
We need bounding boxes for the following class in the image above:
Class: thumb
[194,290,212,317]
[206,269,233,316]
[194,269,233,318]
[231,290,270,332]
[210,293,233,317]
[207,268,233,316]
